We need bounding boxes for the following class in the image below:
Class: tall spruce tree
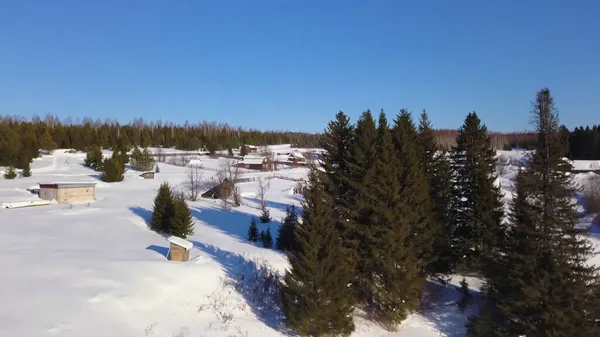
[392,109,436,276]
[417,110,453,277]
[280,167,355,336]
[320,112,355,256]
[450,112,504,274]
[342,110,378,295]
[468,89,600,336]
[150,182,175,233]
[352,112,423,326]
[276,205,299,251]
[170,197,194,238]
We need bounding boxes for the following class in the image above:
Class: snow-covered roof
[572,160,600,171]
[186,159,203,167]
[167,236,193,250]
[289,151,305,159]
[240,156,266,165]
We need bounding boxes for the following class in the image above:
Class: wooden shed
[38,182,96,204]
[201,178,234,199]
[167,236,193,262]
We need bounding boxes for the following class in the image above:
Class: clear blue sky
[1,1,598,133]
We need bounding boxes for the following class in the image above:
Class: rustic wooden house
[139,171,155,179]
[236,156,269,170]
[38,182,96,204]
[288,151,306,165]
[240,145,258,154]
[167,236,193,262]
[201,178,234,199]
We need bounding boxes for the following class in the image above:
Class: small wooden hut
[201,178,234,199]
[167,236,193,262]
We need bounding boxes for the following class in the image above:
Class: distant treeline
[433,129,538,151]
[0,114,321,167]
[0,114,598,167]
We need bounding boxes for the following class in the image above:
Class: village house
[38,182,96,204]
[288,150,306,165]
[240,144,258,154]
[236,155,269,170]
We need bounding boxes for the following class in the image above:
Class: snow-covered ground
[0,148,598,337]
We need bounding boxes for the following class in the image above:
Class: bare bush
[156,147,166,163]
[185,165,204,201]
[177,153,188,166]
[583,174,600,214]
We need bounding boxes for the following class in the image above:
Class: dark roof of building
[39,182,97,189]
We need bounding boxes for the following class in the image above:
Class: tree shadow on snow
[146,244,169,258]
[129,206,153,225]
[189,241,292,335]
[88,173,102,181]
[190,206,282,241]
[418,280,481,337]
[243,197,297,213]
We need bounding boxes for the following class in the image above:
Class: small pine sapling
[22,160,32,177]
[4,166,17,179]
[259,207,271,223]
[248,216,259,242]
[261,227,273,248]
[457,277,471,312]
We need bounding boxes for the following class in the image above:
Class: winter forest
[1,87,600,337]
[277,88,600,336]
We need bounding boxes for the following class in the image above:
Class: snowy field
[0,148,598,337]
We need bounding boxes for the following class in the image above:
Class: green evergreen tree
[248,216,259,242]
[280,168,355,336]
[259,207,271,223]
[240,144,248,156]
[342,110,378,294]
[169,197,194,238]
[130,147,155,171]
[355,112,423,326]
[84,146,103,170]
[100,156,125,182]
[227,147,234,156]
[150,182,175,233]
[319,112,356,276]
[450,112,504,274]
[21,159,32,177]
[417,110,453,278]
[4,165,17,179]
[276,205,299,251]
[260,226,273,248]
[468,89,600,336]
[392,109,436,277]
[38,130,57,152]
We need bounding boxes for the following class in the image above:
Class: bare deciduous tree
[156,147,166,162]
[257,177,270,211]
[583,174,600,215]
[185,165,204,201]
[216,159,241,209]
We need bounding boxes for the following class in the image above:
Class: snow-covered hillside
[0,148,598,337]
